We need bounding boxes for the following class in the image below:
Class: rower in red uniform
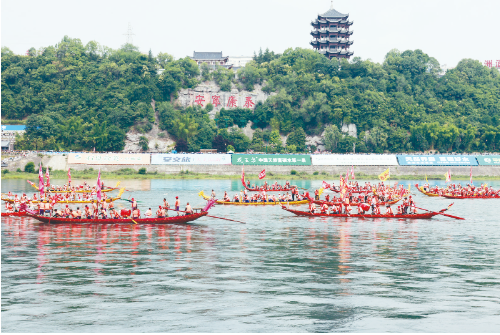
[314,189,319,200]
[321,203,329,214]
[156,206,164,218]
[309,202,316,213]
[385,204,393,215]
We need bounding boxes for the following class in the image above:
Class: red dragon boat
[441,194,500,199]
[281,206,450,219]
[1,211,27,217]
[27,212,208,224]
[311,197,401,206]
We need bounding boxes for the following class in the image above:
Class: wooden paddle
[415,206,465,220]
[127,216,138,224]
[167,208,246,224]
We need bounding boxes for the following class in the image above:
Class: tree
[175,139,188,152]
[323,125,342,152]
[286,127,306,152]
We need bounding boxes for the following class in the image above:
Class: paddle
[127,216,138,224]
[415,205,465,220]
[167,208,246,224]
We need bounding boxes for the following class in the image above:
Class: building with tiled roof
[310,3,353,59]
[191,52,230,67]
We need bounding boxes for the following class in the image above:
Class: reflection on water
[2,179,500,332]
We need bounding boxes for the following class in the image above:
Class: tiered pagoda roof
[310,4,353,60]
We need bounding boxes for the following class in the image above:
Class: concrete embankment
[3,155,500,177]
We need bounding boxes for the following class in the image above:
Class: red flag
[322,181,330,189]
[351,165,355,180]
[45,167,50,188]
[346,169,349,182]
[241,166,246,188]
[68,168,72,183]
[258,169,266,180]
[38,163,44,197]
[96,168,102,201]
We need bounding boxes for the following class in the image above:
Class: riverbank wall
[3,155,500,177]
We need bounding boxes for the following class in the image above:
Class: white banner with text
[151,154,232,165]
[311,154,399,166]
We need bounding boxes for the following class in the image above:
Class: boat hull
[282,207,444,219]
[215,200,309,206]
[441,194,500,199]
[415,184,440,197]
[1,211,27,217]
[27,212,208,224]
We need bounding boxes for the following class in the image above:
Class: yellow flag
[378,168,390,181]
[318,188,324,197]
[425,175,428,183]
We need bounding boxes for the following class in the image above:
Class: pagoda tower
[310,3,353,59]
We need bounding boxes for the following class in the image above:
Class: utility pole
[124,23,135,44]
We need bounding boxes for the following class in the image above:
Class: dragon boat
[441,194,500,199]
[28,181,120,193]
[1,188,125,204]
[27,211,208,224]
[281,206,451,219]
[311,197,401,206]
[198,191,308,206]
[415,184,440,197]
[1,211,27,217]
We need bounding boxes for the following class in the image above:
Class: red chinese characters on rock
[227,96,237,108]
[212,95,221,107]
[243,96,255,108]
[484,60,493,68]
[195,95,205,106]
[496,60,500,68]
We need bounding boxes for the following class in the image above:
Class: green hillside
[2,37,499,153]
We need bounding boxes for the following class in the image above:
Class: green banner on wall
[476,155,500,166]
[231,154,311,165]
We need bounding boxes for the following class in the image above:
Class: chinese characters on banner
[484,60,500,68]
[191,94,255,108]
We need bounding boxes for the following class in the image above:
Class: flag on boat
[68,168,71,183]
[351,165,355,179]
[470,166,473,185]
[346,169,349,181]
[96,168,102,201]
[38,163,44,197]
[241,166,246,187]
[45,167,50,188]
[27,180,37,188]
[258,169,266,180]
[445,169,451,182]
[322,181,330,189]
[425,174,428,183]
[378,168,390,181]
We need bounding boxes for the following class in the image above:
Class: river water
[2,178,500,332]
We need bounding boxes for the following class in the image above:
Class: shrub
[290,170,297,175]
[24,162,35,173]
[2,169,9,174]
[16,168,22,172]
[138,167,147,175]
[227,144,235,152]
[158,132,166,138]
[139,136,149,151]
[321,171,328,175]
[313,171,319,175]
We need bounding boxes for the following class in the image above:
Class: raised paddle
[415,206,465,220]
[166,207,246,224]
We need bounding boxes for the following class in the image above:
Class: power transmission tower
[124,23,135,44]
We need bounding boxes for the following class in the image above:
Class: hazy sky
[2,0,499,67]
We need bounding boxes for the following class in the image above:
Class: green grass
[2,170,500,180]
